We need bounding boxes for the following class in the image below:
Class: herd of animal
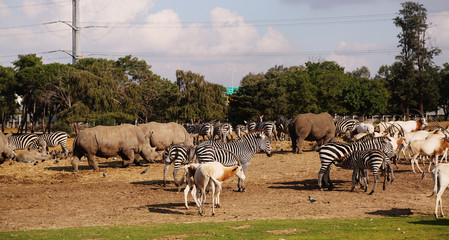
[0,113,448,218]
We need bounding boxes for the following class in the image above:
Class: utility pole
[72,0,80,64]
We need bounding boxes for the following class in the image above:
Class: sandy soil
[0,139,446,231]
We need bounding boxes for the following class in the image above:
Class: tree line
[0,1,448,134]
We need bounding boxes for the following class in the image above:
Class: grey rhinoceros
[71,124,158,172]
[0,131,13,164]
[138,122,195,151]
[16,150,50,163]
[288,112,335,154]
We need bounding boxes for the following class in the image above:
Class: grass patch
[1,216,448,239]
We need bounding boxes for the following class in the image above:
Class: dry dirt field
[0,138,446,231]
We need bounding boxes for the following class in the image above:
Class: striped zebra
[199,123,214,141]
[163,144,195,186]
[217,123,233,143]
[184,124,201,144]
[244,120,257,132]
[318,137,395,191]
[338,149,394,194]
[256,121,278,141]
[8,133,38,153]
[334,118,359,137]
[235,124,248,139]
[195,130,272,192]
[30,131,70,158]
[276,115,291,141]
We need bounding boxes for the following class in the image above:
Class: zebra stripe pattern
[163,144,195,186]
[199,123,214,141]
[196,130,272,192]
[217,123,233,143]
[318,137,394,190]
[31,131,69,156]
[334,119,359,137]
[338,149,393,194]
[257,121,278,141]
[235,124,248,139]
[276,115,291,141]
[8,133,38,152]
[245,121,257,132]
[334,118,358,136]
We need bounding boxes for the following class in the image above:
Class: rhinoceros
[16,150,50,163]
[0,132,13,164]
[288,112,335,153]
[71,124,158,172]
[138,122,195,151]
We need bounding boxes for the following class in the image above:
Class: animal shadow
[269,179,348,191]
[131,180,180,192]
[141,202,193,215]
[410,218,449,226]
[366,208,413,217]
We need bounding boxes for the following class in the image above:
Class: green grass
[1,216,448,240]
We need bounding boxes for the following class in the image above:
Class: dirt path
[0,140,445,231]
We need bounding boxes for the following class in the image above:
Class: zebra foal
[318,137,396,191]
[339,149,393,194]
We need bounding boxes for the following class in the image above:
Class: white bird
[308,196,316,203]
[103,172,107,177]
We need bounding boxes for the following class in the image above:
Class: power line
[0,0,69,9]
[2,9,448,31]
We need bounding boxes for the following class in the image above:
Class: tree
[438,63,449,120]
[394,1,441,117]
[176,70,227,122]
[13,54,44,133]
[0,66,18,131]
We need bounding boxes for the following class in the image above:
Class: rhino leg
[121,149,135,168]
[295,137,304,154]
[71,156,80,172]
[87,154,100,171]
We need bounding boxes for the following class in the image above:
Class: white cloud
[256,27,292,52]
[327,41,376,72]
[428,11,449,46]
[81,0,153,23]
[0,0,10,21]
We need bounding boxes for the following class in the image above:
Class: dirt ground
[0,138,447,231]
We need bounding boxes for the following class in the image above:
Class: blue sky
[0,0,448,88]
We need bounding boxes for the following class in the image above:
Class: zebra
[199,123,214,141]
[195,130,272,192]
[8,133,38,154]
[30,131,70,158]
[184,123,201,144]
[163,144,195,186]
[244,120,257,132]
[276,115,291,141]
[256,121,278,141]
[235,124,248,139]
[334,118,359,138]
[338,149,394,194]
[217,123,233,143]
[318,136,395,191]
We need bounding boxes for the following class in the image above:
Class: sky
[0,0,448,88]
